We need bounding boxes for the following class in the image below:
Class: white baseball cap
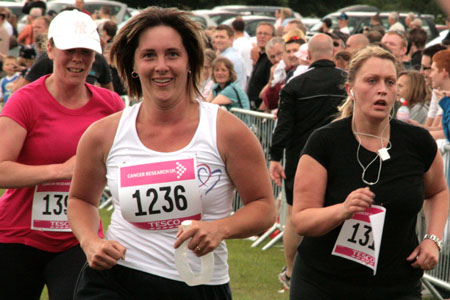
[48,10,102,54]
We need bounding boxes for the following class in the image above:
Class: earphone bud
[350,89,355,98]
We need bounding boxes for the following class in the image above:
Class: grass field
[39,209,289,300]
[0,186,439,300]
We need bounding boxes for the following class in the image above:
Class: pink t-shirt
[0,74,124,252]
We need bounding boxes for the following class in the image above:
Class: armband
[423,234,442,251]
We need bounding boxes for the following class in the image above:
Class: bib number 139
[42,194,68,216]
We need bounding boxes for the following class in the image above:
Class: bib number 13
[133,185,187,216]
[347,223,375,250]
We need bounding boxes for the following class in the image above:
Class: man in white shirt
[337,12,350,35]
[212,24,247,90]
[388,12,405,32]
[231,17,253,80]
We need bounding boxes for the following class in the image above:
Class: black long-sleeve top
[269,59,347,180]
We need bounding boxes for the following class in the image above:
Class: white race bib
[332,205,386,275]
[31,180,71,232]
[119,155,202,231]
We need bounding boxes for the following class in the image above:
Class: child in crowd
[0,56,20,108]
[17,45,37,75]
[9,45,37,94]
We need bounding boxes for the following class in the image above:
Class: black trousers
[75,263,233,300]
[290,255,422,300]
[0,243,86,300]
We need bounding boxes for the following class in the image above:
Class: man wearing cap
[338,12,350,35]
[0,9,124,300]
[22,0,46,15]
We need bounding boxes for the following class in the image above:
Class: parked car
[213,5,302,19]
[426,29,449,47]
[302,17,321,30]
[221,15,275,37]
[337,5,379,13]
[46,0,131,24]
[192,9,245,26]
[307,11,439,42]
[188,14,215,29]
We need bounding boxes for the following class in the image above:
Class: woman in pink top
[0,10,123,300]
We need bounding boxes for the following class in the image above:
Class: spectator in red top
[261,36,303,111]
[75,0,91,15]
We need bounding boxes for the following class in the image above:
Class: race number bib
[31,180,71,232]
[332,205,386,275]
[119,155,202,231]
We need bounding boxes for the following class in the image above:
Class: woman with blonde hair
[200,48,216,99]
[290,46,448,299]
[397,70,430,124]
[282,28,306,44]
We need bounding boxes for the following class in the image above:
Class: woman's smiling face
[133,25,190,105]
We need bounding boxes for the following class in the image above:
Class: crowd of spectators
[0,0,125,109]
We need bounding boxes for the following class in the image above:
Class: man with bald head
[269,33,347,289]
[346,33,369,54]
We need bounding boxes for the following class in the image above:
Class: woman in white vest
[67,6,275,300]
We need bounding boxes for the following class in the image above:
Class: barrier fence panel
[230,108,286,249]
[419,144,450,298]
[230,108,283,212]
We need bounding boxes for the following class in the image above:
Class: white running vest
[105,101,235,284]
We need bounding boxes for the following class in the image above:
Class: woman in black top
[290,46,449,300]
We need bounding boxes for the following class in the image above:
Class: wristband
[423,234,442,251]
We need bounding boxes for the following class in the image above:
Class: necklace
[352,120,391,186]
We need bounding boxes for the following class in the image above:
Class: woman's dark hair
[110,7,204,101]
[102,20,117,39]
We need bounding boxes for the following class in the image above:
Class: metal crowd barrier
[419,143,450,299]
[230,108,286,250]
[231,108,450,298]
[229,108,283,209]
